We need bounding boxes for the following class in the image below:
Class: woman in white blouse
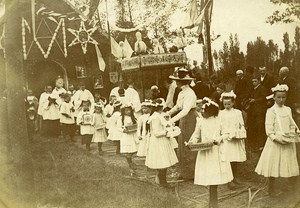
[166,68,197,180]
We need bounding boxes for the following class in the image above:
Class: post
[204,0,214,76]
[2,0,35,207]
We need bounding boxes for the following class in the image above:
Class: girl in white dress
[107,100,122,154]
[189,97,233,208]
[76,101,94,151]
[117,103,138,175]
[137,100,152,157]
[91,103,107,155]
[145,98,178,188]
[255,84,299,196]
[219,91,246,189]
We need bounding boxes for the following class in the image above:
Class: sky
[171,0,299,53]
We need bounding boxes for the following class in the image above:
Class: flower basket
[186,142,214,151]
[125,124,138,133]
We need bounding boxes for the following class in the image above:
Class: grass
[31,138,183,208]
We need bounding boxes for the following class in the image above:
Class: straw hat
[169,67,194,81]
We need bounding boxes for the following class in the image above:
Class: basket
[187,142,214,151]
[125,124,138,133]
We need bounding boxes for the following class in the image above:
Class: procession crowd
[24,65,299,208]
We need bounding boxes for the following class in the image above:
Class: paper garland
[22,17,67,59]
[67,21,98,54]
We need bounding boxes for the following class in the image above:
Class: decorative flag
[182,0,198,29]
[123,38,134,58]
[95,44,106,72]
[183,0,211,29]
[110,37,121,58]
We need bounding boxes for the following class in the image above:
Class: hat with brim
[169,68,194,81]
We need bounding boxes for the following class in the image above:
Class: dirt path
[32,135,300,208]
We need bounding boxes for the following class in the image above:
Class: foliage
[216,34,245,80]
[267,0,300,24]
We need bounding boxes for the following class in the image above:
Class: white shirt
[73,89,95,117]
[51,87,66,106]
[43,100,60,120]
[59,101,75,124]
[110,87,120,98]
[124,87,141,113]
[38,92,51,116]
[153,45,164,54]
[169,85,196,123]
[175,36,187,49]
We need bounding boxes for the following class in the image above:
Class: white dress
[190,116,233,186]
[91,113,108,143]
[136,113,150,157]
[108,111,122,141]
[145,112,178,169]
[219,108,246,162]
[255,104,299,177]
[117,116,138,153]
[104,104,114,129]
[76,110,94,135]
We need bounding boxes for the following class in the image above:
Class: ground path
[30,134,300,208]
[70,137,300,208]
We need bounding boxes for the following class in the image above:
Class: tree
[267,0,300,24]
[281,32,292,67]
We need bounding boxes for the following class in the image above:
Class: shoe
[98,151,104,156]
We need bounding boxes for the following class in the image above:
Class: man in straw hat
[166,67,197,180]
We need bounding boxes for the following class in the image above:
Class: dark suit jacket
[248,84,268,117]
[278,76,297,108]
[260,74,275,94]
[234,77,251,109]
[192,81,210,99]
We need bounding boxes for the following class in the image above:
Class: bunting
[95,44,106,72]
[183,0,211,30]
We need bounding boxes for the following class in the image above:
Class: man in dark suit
[278,66,297,109]
[234,70,251,110]
[192,73,210,99]
[259,66,275,94]
[247,76,268,152]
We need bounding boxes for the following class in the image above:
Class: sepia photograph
[0,0,299,207]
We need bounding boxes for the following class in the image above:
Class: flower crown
[220,90,236,101]
[202,97,219,109]
[94,102,104,109]
[271,84,289,93]
[121,102,134,109]
[113,100,122,108]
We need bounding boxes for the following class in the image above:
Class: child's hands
[274,137,290,145]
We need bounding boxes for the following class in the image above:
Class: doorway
[26,60,68,98]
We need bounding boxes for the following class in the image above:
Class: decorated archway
[26,60,68,97]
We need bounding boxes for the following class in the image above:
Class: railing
[121,52,187,71]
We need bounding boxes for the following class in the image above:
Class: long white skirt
[92,128,108,143]
[194,145,233,186]
[145,135,178,169]
[108,126,122,141]
[255,138,299,177]
[120,132,138,154]
[137,136,148,157]
[224,139,246,162]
